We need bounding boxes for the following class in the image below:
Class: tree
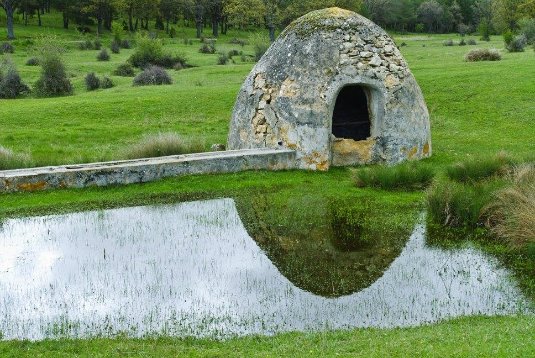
[492,0,523,32]
[159,0,180,33]
[223,0,264,30]
[1,0,20,39]
[50,0,77,29]
[418,0,445,32]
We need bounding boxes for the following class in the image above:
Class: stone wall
[0,149,296,193]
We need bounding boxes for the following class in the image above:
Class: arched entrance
[332,85,371,141]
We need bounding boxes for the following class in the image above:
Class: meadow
[0,14,534,356]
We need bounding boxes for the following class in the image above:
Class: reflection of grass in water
[236,192,419,297]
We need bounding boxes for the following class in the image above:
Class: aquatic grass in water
[0,199,528,340]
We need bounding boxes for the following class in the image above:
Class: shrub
[228,49,240,58]
[217,53,229,65]
[169,28,177,38]
[129,34,186,68]
[504,31,526,52]
[467,39,477,45]
[113,63,135,77]
[353,162,435,190]
[25,57,39,66]
[483,164,535,248]
[446,154,513,182]
[458,23,471,36]
[464,48,501,62]
[199,43,216,54]
[34,50,73,97]
[97,48,110,61]
[78,39,93,50]
[0,42,14,54]
[110,41,120,54]
[85,72,100,91]
[93,39,102,50]
[478,20,491,41]
[426,179,502,227]
[133,65,172,86]
[0,145,32,170]
[519,18,535,45]
[100,76,114,89]
[459,38,466,46]
[229,37,248,46]
[0,62,29,99]
[443,39,454,46]
[123,132,204,159]
[121,39,131,49]
[400,42,407,47]
[253,36,270,61]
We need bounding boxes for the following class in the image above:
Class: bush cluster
[129,35,186,69]
[443,39,454,46]
[0,62,29,99]
[113,63,135,77]
[464,48,501,62]
[85,72,114,91]
[228,49,240,58]
[122,132,204,159]
[110,41,120,54]
[199,43,216,54]
[446,154,513,182]
[0,42,14,54]
[78,39,102,51]
[133,65,172,86]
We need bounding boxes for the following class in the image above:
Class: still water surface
[0,199,527,340]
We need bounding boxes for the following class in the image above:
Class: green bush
[467,39,477,45]
[96,48,110,61]
[0,145,32,170]
[34,49,73,97]
[199,43,216,54]
[25,57,39,66]
[504,31,526,52]
[93,39,102,50]
[0,42,14,54]
[464,48,501,61]
[0,61,29,99]
[100,76,114,89]
[133,65,172,86]
[122,132,205,159]
[110,41,120,54]
[446,154,513,182]
[78,39,93,50]
[217,53,229,65]
[354,162,435,190]
[129,34,186,68]
[113,63,135,77]
[85,72,100,91]
[443,39,454,46]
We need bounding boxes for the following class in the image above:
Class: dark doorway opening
[332,86,371,140]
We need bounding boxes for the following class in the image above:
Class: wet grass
[353,161,435,190]
[0,316,533,357]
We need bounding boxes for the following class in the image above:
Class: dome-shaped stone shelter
[228,8,431,170]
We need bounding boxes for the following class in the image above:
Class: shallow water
[0,199,528,340]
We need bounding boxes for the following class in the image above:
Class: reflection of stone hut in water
[228,8,431,170]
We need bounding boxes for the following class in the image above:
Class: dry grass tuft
[122,132,205,159]
[0,145,32,170]
[483,164,535,247]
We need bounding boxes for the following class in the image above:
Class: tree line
[1,0,534,40]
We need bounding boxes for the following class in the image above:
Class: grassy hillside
[0,18,534,356]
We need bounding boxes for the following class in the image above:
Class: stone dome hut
[228,8,431,170]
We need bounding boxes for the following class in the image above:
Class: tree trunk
[166,19,169,34]
[97,17,103,36]
[38,9,42,26]
[268,25,275,42]
[62,12,69,29]
[6,5,15,40]
[212,18,218,37]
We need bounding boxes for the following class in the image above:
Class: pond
[0,199,528,340]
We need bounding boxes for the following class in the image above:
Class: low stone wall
[0,149,296,193]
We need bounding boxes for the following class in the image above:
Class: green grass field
[1,17,534,356]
